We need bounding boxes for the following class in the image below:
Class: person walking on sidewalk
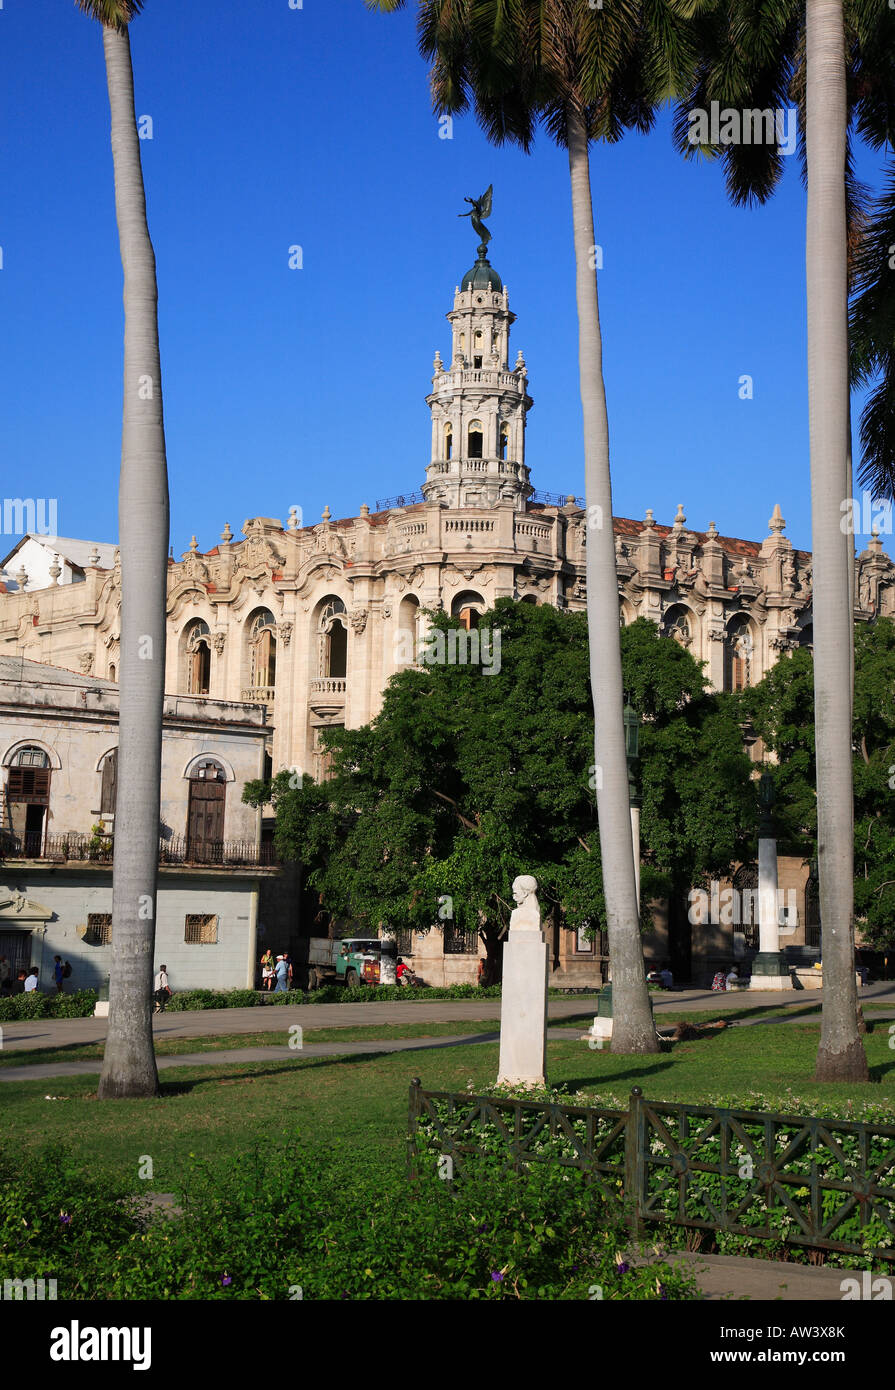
[153,964,171,1014]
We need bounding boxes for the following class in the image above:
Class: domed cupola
[422,188,533,511]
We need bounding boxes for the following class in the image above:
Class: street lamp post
[623,699,642,911]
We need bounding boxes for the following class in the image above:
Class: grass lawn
[4,1022,894,1197]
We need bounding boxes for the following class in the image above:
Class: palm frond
[73,0,143,29]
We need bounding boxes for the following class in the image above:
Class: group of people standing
[260,950,293,991]
[0,955,71,996]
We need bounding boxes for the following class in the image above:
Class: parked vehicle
[299,937,381,990]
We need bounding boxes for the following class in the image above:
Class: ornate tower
[423,243,533,510]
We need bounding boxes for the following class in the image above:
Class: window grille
[185,914,218,944]
[86,913,112,945]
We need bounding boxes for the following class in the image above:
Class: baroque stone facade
[1,248,892,983]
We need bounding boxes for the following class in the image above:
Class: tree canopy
[736,616,895,950]
[245,602,757,973]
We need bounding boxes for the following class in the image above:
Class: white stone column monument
[749,772,792,991]
[497,875,549,1087]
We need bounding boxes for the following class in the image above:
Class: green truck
[302,937,381,990]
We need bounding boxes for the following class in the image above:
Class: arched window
[397,595,422,664]
[499,423,509,461]
[725,616,753,691]
[100,749,118,816]
[732,864,759,950]
[184,619,211,695]
[319,597,348,679]
[186,758,227,862]
[248,609,277,691]
[444,423,453,461]
[661,606,692,647]
[798,624,813,651]
[467,420,483,459]
[109,663,116,683]
[6,746,51,856]
[473,329,484,368]
[452,590,485,630]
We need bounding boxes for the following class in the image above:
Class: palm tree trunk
[806,0,867,1081]
[566,104,656,1054]
[97,21,169,1099]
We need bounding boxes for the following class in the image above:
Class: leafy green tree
[76,1,170,1100]
[738,618,895,955]
[246,606,755,993]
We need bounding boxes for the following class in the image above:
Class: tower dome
[460,251,503,292]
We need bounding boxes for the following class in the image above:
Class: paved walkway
[659,1251,867,1301]
[2,983,891,1083]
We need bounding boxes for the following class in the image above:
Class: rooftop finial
[321,505,331,522]
[220,522,232,545]
[768,503,786,535]
[673,503,686,531]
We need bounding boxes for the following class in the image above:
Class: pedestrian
[261,949,275,991]
[53,955,65,993]
[274,954,289,993]
[24,968,39,993]
[285,954,294,990]
[13,970,27,995]
[711,970,727,992]
[0,955,10,990]
[153,963,171,1014]
[725,965,740,989]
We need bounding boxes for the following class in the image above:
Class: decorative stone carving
[212,632,227,656]
[79,651,94,675]
[509,875,541,932]
[279,621,294,647]
[349,607,368,635]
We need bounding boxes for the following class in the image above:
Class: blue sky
[0,0,889,558]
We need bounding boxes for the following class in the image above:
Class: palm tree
[77,0,169,1098]
[805,0,866,1081]
[368,0,701,1052]
[674,0,887,1079]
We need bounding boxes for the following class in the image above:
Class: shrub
[0,990,97,1021]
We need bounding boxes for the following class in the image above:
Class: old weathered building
[0,656,276,992]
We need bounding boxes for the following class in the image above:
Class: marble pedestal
[748,836,792,991]
[497,930,549,1087]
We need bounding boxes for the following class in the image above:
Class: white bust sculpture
[509,874,541,932]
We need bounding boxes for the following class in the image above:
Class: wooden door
[187,778,226,861]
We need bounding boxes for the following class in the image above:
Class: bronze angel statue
[459,185,493,247]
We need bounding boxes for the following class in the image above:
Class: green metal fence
[408,1079,895,1261]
